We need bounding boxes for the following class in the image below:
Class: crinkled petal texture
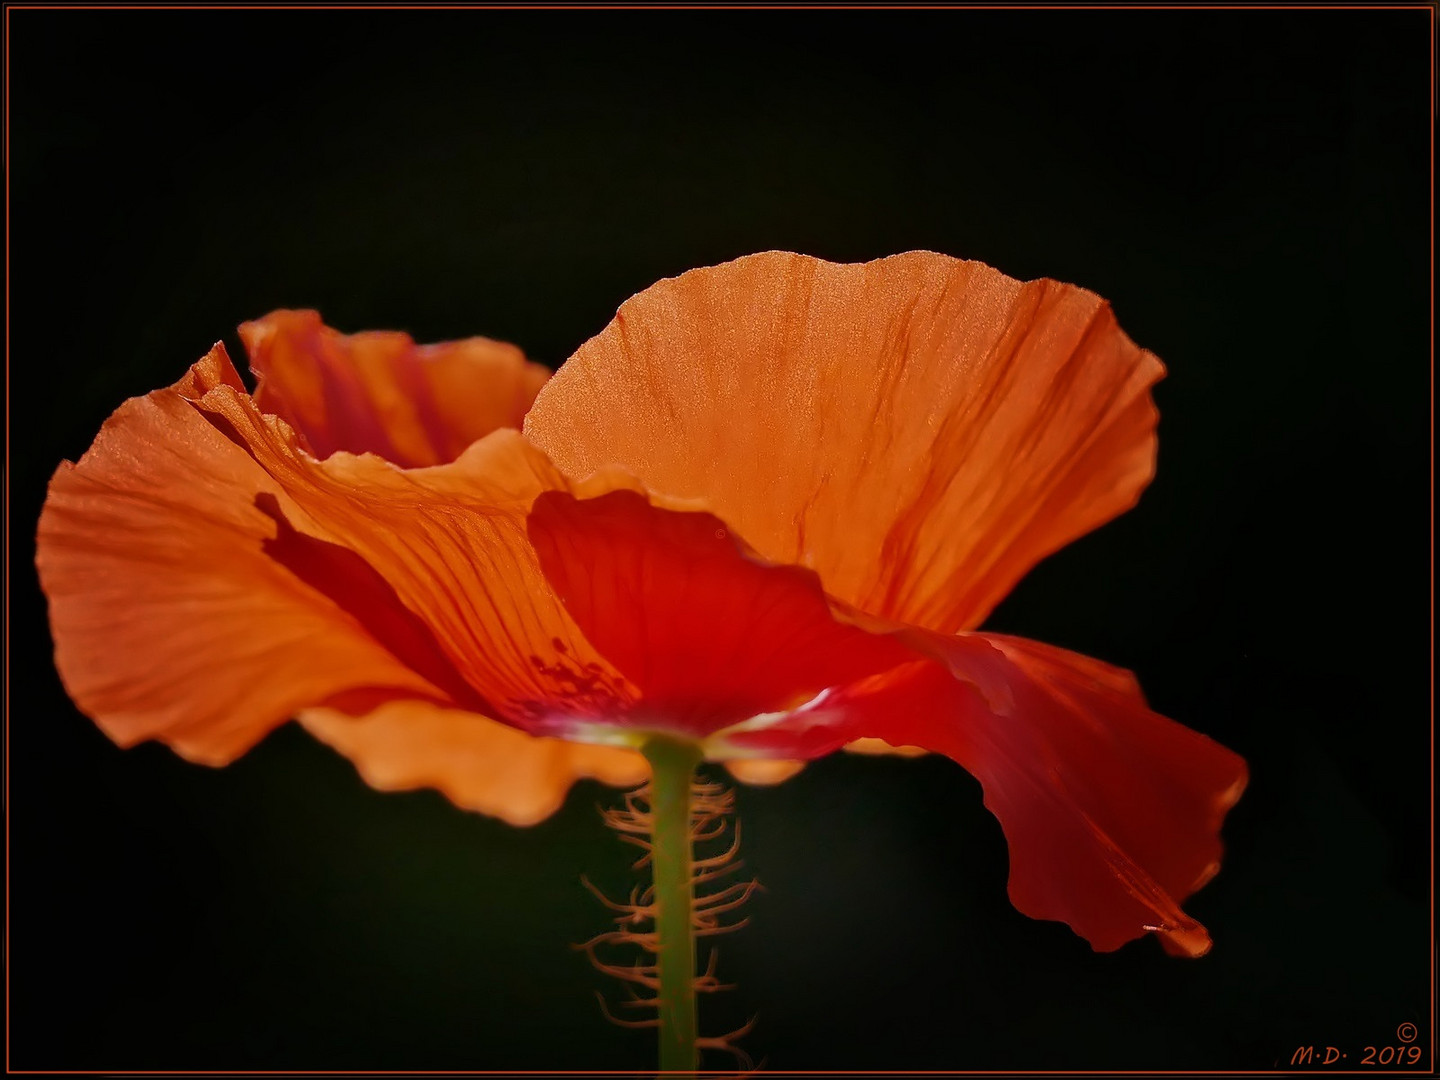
[857,632,1247,958]
[240,309,551,468]
[37,345,645,823]
[517,251,1242,953]
[526,488,1247,956]
[37,342,922,823]
[38,255,1245,953]
[524,250,1164,634]
[36,348,446,765]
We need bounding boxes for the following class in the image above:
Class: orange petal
[299,702,647,826]
[843,737,928,758]
[171,359,907,765]
[240,309,550,468]
[846,630,1248,956]
[35,346,458,766]
[524,251,1163,633]
[176,371,646,733]
[724,759,806,785]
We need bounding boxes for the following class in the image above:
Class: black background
[7,6,1432,1073]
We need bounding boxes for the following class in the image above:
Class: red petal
[849,630,1248,956]
[525,488,917,745]
[521,487,1247,957]
[240,309,550,468]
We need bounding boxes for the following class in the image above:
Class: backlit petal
[240,309,550,468]
[843,737,927,758]
[525,251,1162,632]
[299,702,647,826]
[525,488,917,745]
[724,759,806,784]
[848,630,1248,956]
[175,370,646,734]
[520,487,1244,953]
[35,346,457,765]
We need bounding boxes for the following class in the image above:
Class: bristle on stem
[578,743,760,1073]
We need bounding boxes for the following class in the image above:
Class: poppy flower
[37,251,1246,976]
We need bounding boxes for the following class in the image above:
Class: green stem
[642,734,703,1074]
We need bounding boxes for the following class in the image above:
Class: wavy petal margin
[36,347,450,764]
[39,269,1243,954]
[299,702,646,826]
[37,346,641,823]
[852,630,1248,957]
[524,488,1246,955]
[241,309,550,468]
[525,251,1163,634]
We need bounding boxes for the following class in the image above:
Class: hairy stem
[642,734,703,1074]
